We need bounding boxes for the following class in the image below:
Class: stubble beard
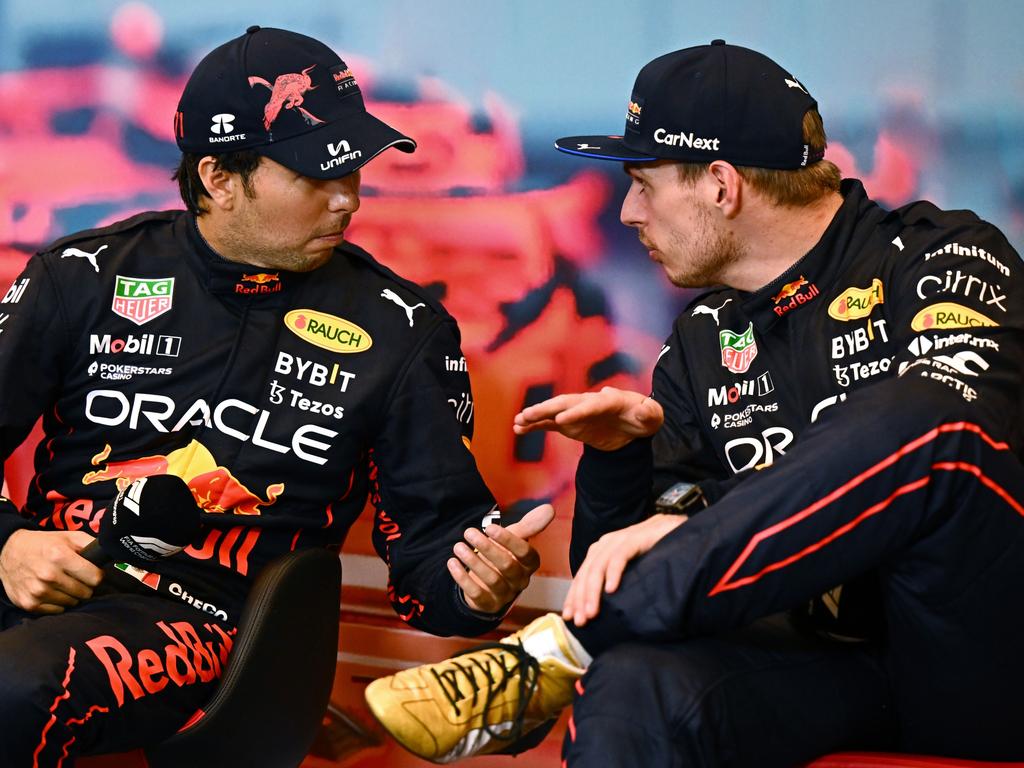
[665,207,744,289]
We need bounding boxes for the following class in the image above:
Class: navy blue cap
[555,40,823,169]
[175,26,415,178]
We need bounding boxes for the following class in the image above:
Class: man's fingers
[503,504,554,542]
[447,558,489,605]
[516,394,584,425]
[65,556,104,589]
[465,529,520,578]
[512,418,559,435]
[483,525,539,570]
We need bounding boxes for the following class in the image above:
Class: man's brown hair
[677,109,841,206]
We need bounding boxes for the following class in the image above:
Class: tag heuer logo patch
[112,276,174,326]
[719,322,758,374]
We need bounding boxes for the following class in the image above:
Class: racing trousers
[0,575,236,766]
[565,382,1024,766]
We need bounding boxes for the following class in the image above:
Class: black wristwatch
[654,482,708,516]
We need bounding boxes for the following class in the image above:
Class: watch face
[655,482,705,514]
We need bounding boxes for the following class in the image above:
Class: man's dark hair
[173,151,263,215]
[677,108,842,206]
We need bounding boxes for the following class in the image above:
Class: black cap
[175,26,416,179]
[555,40,822,169]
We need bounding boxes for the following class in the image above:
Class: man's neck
[726,190,844,293]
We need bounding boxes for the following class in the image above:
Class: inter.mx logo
[112,276,174,326]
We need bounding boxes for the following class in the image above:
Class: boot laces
[430,640,540,742]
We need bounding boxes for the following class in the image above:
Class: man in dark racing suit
[0,27,553,765]
[366,41,1024,765]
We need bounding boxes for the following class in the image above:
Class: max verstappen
[366,41,1024,765]
[0,27,552,764]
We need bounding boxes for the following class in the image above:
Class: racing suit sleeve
[0,256,66,549]
[570,324,726,572]
[888,216,1024,446]
[368,315,505,637]
[576,215,1024,645]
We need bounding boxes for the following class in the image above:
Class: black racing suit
[0,211,503,762]
[564,180,1024,765]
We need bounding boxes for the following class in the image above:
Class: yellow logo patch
[828,278,884,321]
[910,302,997,332]
[283,310,372,353]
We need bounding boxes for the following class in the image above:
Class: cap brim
[258,110,416,179]
[554,135,658,162]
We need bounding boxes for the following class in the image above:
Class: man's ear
[196,156,239,211]
[706,160,743,219]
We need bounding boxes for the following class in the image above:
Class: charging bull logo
[248,65,324,130]
[82,440,284,515]
[772,276,808,304]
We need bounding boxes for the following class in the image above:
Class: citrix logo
[211,114,235,134]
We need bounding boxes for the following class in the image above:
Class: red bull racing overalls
[563,180,1024,765]
[0,211,504,763]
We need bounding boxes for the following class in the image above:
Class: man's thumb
[504,503,555,540]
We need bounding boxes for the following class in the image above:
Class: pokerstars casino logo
[719,322,758,374]
[111,276,174,326]
[283,309,372,353]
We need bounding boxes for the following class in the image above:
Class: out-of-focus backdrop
[1,2,1022,764]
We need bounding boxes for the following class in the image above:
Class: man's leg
[570,379,1024,759]
[369,380,1024,760]
[0,594,235,765]
[564,615,894,768]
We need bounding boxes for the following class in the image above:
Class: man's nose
[326,171,361,214]
[620,184,642,228]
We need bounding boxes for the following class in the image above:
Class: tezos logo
[210,114,235,134]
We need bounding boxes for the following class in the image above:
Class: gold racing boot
[365,612,585,763]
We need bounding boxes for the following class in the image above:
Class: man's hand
[0,529,104,613]
[562,513,687,627]
[448,503,555,614]
[513,386,664,451]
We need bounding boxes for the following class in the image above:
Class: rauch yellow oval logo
[283,310,372,353]
[910,302,997,332]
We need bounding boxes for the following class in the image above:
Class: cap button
[711,38,726,45]
[246,25,261,34]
